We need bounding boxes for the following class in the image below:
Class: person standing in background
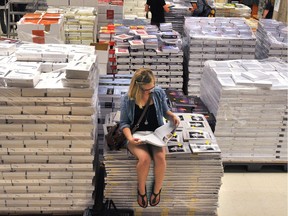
[262,0,274,18]
[241,0,253,9]
[145,0,170,28]
[0,0,7,34]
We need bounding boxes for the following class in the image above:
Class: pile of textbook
[183,17,256,96]
[255,19,288,63]
[114,25,183,90]
[103,112,223,215]
[200,58,288,164]
[0,43,98,214]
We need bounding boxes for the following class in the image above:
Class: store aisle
[218,170,288,216]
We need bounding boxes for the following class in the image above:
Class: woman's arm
[163,4,170,12]
[145,4,149,12]
[166,110,180,126]
[262,9,269,18]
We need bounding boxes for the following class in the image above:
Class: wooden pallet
[223,162,287,172]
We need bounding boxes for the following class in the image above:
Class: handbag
[105,95,152,151]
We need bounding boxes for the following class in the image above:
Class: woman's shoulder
[153,86,166,96]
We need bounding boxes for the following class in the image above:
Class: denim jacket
[120,86,170,131]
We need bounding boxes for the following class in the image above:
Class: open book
[133,122,177,147]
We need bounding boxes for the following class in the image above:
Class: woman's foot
[149,188,162,206]
[137,188,148,208]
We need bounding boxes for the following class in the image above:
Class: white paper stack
[184,17,256,96]
[103,112,223,215]
[255,19,288,63]
[199,58,288,164]
[0,43,99,214]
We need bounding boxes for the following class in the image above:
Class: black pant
[0,9,7,34]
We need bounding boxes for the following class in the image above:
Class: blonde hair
[128,68,155,108]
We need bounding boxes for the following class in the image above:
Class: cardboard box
[91,43,109,64]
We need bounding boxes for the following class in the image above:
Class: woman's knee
[154,153,166,166]
[137,155,151,167]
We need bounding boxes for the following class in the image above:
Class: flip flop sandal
[137,188,148,208]
[150,188,162,206]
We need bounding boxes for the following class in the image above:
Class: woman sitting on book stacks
[120,68,180,208]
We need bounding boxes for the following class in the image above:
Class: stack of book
[111,25,183,90]
[164,1,191,35]
[165,89,216,132]
[255,19,288,63]
[0,43,99,214]
[97,75,130,152]
[199,58,288,164]
[183,17,256,96]
[45,6,98,45]
[160,23,173,32]
[214,3,251,17]
[103,112,223,215]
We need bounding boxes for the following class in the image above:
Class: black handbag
[105,95,152,150]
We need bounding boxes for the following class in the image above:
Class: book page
[133,122,176,147]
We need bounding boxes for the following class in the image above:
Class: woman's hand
[128,138,143,145]
[171,115,180,126]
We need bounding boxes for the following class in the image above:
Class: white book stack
[0,44,17,56]
[255,19,288,63]
[183,17,256,96]
[129,40,145,49]
[46,6,98,45]
[0,43,99,214]
[123,0,147,18]
[97,4,123,33]
[103,112,223,215]
[199,58,288,164]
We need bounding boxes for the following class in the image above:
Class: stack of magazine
[103,112,223,215]
[200,58,288,164]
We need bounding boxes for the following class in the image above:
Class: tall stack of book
[103,112,223,215]
[0,43,99,214]
[255,19,288,63]
[199,58,288,164]
[183,17,256,96]
[45,6,98,45]
[112,26,183,91]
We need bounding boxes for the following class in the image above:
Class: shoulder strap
[201,0,208,6]
[131,94,152,134]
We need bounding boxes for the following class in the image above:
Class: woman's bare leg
[150,146,166,205]
[128,143,151,207]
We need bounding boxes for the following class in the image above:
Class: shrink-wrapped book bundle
[183,17,256,96]
[103,112,223,215]
[255,19,288,63]
[200,58,288,164]
[0,43,99,214]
